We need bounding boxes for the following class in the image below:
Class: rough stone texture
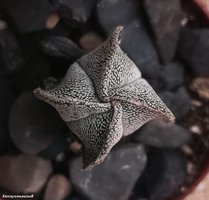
[0,30,24,75]
[120,20,160,78]
[135,148,187,200]
[69,144,147,200]
[42,36,83,60]
[159,87,191,121]
[0,154,52,193]
[132,119,191,148]
[97,0,141,33]
[44,174,72,200]
[9,92,65,154]
[34,27,174,169]
[144,0,183,63]
[178,28,209,76]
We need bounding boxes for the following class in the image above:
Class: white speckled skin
[34,26,175,169]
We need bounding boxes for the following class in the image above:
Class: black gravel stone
[132,119,191,148]
[97,0,141,34]
[9,92,65,154]
[1,0,57,33]
[0,79,15,153]
[135,148,187,200]
[0,154,52,193]
[158,62,185,91]
[0,30,24,75]
[144,0,183,63]
[55,0,97,26]
[41,36,84,60]
[120,20,159,78]
[159,87,191,120]
[178,28,209,76]
[69,144,147,200]
[146,62,185,92]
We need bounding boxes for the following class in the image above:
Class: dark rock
[97,0,141,34]
[120,20,159,78]
[9,92,65,154]
[41,36,83,60]
[178,28,209,76]
[135,148,187,200]
[158,62,185,91]
[147,62,185,92]
[0,154,52,193]
[159,87,191,120]
[0,30,24,75]
[144,0,183,63]
[0,79,15,153]
[55,0,97,26]
[44,174,72,200]
[69,144,147,200]
[160,62,185,90]
[132,119,191,148]
[2,0,59,33]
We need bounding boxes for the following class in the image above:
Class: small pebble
[79,32,104,52]
[69,141,82,154]
[44,174,72,200]
[181,145,194,156]
[56,152,65,162]
[70,144,147,200]
[9,92,65,154]
[144,0,183,63]
[0,19,8,30]
[0,154,52,193]
[189,125,202,135]
[46,13,60,30]
[187,161,196,176]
